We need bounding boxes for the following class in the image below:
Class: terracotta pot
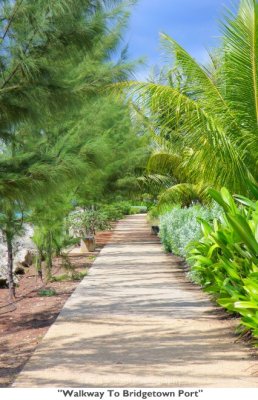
[81,237,96,252]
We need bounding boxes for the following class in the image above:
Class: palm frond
[160,33,239,131]
[147,151,181,177]
[121,80,251,192]
[158,183,210,209]
[221,0,258,129]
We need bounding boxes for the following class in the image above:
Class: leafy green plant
[51,274,71,283]
[51,270,87,282]
[101,204,124,221]
[68,209,111,239]
[159,203,221,257]
[188,187,258,341]
[130,205,148,214]
[38,288,57,297]
[115,202,134,216]
[100,201,136,221]
[71,271,88,281]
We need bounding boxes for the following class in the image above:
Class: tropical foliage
[159,203,221,258]
[126,0,258,206]
[137,0,258,342]
[188,188,258,341]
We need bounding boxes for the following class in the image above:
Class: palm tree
[125,0,258,205]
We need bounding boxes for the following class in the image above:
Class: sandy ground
[13,215,258,388]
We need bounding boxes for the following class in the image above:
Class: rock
[14,263,25,275]
[24,250,34,266]
[0,277,7,288]
[17,250,35,268]
[0,224,36,278]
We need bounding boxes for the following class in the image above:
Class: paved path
[14,215,258,387]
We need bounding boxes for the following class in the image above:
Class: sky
[124,0,240,79]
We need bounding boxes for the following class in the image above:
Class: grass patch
[71,271,88,281]
[51,270,88,282]
[51,274,70,282]
[38,288,57,297]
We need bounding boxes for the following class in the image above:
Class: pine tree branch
[1,63,20,89]
[1,26,39,89]
[0,0,24,42]
[0,0,25,84]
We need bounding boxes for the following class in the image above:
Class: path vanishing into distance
[14,215,258,387]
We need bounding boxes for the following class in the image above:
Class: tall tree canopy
[0,0,148,298]
[0,0,137,201]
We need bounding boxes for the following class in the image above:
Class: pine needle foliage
[0,0,143,296]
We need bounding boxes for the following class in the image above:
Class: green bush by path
[130,205,148,214]
[100,202,149,220]
[101,202,132,221]
[188,188,258,342]
[159,203,221,258]
[158,189,258,342]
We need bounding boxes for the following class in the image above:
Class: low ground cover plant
[159,203,221,258]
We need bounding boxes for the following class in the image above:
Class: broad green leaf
[207,243,219,258]
[226,213,258,255]
[221,187,237,213]
[197,218,212,236]
[234,301,258,309]
[209,188,229,211]
[234,195,257,210]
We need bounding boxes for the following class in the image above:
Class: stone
[24,250,34,266]
[14,263,25,275]
[0,224,36,278]
[0,277,7,288]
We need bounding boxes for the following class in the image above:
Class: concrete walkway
[14,215,258,387]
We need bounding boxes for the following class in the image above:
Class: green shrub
[101,204,124,221]
[159,203,221,258]
[188,188,258,341]
[100,201,133,221]
[115,201,132,215]
[130,205,148,214]
[68,209,110,238]
[102,203,148,217]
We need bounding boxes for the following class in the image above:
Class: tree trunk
[46,232,53,281]
[37,250,43,281]
[7,234,15,301]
